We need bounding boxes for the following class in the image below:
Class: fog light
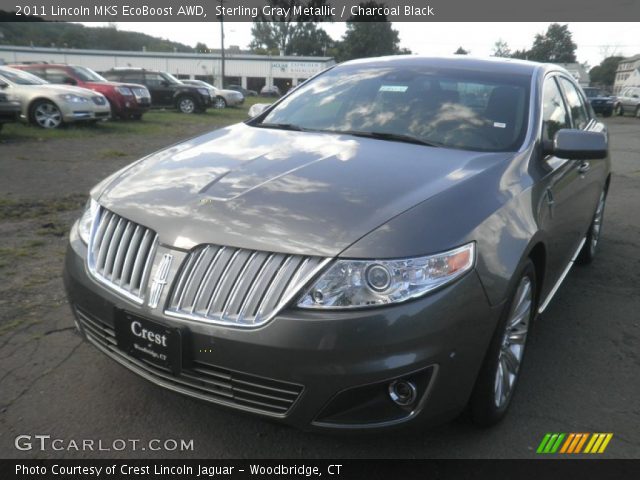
[388,380,417,407]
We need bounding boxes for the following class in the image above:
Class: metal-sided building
[0,45,335,93]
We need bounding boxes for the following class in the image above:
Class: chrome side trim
[538,237,586,314]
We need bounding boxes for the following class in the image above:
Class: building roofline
[0,45,334,63]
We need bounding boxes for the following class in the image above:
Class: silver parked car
[614,86,640,117]
[0,66,111,128]
[181,80,244,109]
[64,57,610,431]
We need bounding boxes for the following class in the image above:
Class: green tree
[589,56,624,87]
[527,23,577,63]
[336,2,410,62]
[289,23,334,56]
[249,0,331,55]
[454,46,469,55]
[492,39,511,58]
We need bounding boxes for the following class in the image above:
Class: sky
[81,22,640,67]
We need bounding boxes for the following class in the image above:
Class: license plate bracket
[115,312,182,374]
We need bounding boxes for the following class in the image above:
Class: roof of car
[340,55,553,77]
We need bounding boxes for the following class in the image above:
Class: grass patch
[0,194,86,220]
[99,149,129,159]
[0,97,266,142]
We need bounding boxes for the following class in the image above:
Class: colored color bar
[598,434,613,453]
[537,433,552,454]
[590,433,609,454]
[544,434,559,453]
[550,433,565,453]
[560,433,575,453]
[573,433,589,454]
[584,433,599,453]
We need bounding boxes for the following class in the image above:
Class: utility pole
[217,0,225,88]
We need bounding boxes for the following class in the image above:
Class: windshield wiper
[338,130,441,147]
[254,122,306,132]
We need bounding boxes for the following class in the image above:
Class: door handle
[578,161,591,174]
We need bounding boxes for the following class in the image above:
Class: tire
[30,100,63,129]
[635,106,640,118]
[603,109,612,118]
[176,96,196,114]
[576,187,607,265]
[469,260,537,427]
[614,104,624,116]
[214,96,227,109]
[130,113,143,121]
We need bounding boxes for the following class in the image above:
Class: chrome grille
[167,245,328,327]
[88,208,158,303]
[74,306,303,416]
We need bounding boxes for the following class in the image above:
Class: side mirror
[553,129,608,160]
[248,103,272,118]
[63,77,77,86]
[161,81,170,87]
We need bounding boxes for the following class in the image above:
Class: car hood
[87,80,146,90]
[96,123,513,257]
[16,83,99,97]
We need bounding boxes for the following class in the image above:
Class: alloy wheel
[34,102,62,129]
[178,98,195,114]
[214,97,227,109]
[494,276,532,408]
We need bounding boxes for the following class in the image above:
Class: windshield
[162,72,183,85]
[257,64,531,152]
[71,66,107,82]
[0,67,49,85]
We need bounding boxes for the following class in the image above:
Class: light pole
[217,0,225,88]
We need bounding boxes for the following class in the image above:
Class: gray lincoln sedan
[64,56,610,431]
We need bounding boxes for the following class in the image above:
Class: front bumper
[60,102,111,122]
[64,227,501,431]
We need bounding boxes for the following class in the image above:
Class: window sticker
[493,122,507,128]
[379,85,408,92]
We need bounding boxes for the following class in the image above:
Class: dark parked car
[102,68,212,113]
[12,64,151,120]
[260,85,281,97]
[65,56,610,431]
[614,86,640,117]
[583,87,615,117]
[226,84,257,97]
[0,89,21,131]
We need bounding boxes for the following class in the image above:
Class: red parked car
[11,64,151,120]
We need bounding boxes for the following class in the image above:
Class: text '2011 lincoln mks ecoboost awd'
[64,56,611,430]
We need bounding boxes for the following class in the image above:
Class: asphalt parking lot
[0,115,638,459]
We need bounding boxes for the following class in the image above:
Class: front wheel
[30,100,63,129]
[577,187,607,265]
[214,96,227,109]
[635,106,640,118]
[177,96,196,114]
[469,260,536,426]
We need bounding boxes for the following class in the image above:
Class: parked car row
[584,86,640,119]
[0,66,112,129]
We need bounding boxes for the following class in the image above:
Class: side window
[144,73,165,88]
[22,68,46,80]
[558,77,590,129]
[542,77,570,143]
[45,68,75,85]
[123,72,144,84]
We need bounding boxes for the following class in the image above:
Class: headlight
[297,243,475,309]
[197,88,210,96]
[60,94,88,103]
[77,198,99,245]
[116,86,133,96]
